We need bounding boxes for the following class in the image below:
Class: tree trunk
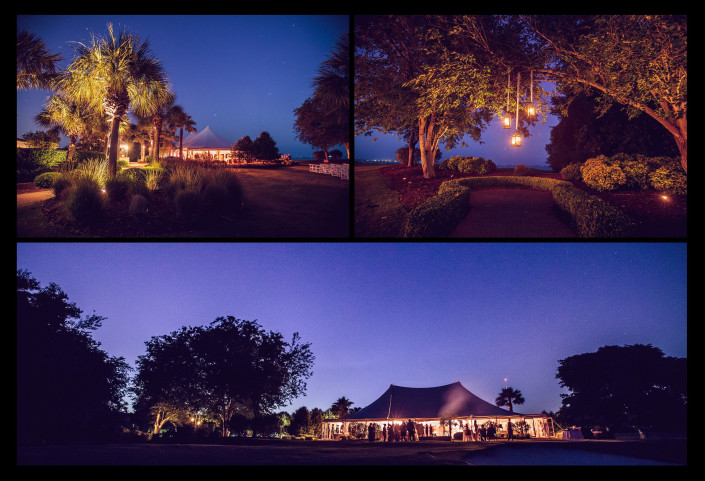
[418,116,436,179]
[152,117,163,163]
[67,136,77,165]
[179,127,184,160]
[108,115,121,178]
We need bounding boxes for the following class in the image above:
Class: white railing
[309,163,349,180]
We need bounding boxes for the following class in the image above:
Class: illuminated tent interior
[322,382,554,440]
[181,125,234,161]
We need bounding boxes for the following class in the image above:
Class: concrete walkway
[17,189,54,207]
[450,187,577,238]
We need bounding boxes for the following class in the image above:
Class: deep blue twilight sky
[355,114,559,168]
[17,15,349,159]
[16,242,687,416]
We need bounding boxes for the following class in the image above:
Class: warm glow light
[661,195,669,201]
[503,115,511,129]
[511,131,521,147]
[527,104,536,118]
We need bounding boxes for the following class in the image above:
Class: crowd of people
[367,419,515,443]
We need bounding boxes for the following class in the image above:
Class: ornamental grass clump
[65,177,104,225]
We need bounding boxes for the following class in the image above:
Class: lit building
[181,125,234,161]
[322,382,555,441]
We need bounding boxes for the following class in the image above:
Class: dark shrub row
[403,176,631,238]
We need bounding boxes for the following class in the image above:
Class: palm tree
[147,92,176,163]
[311,33,349,158]
[166,107,196,160]
[495,387,525,413]
[17,29,62,91]
[60,23,171,178]
[330,396,354,419]
[34,94,92,167]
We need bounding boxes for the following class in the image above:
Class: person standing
[507,420,514,441]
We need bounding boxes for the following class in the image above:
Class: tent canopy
[345,382,518,421]
[182,125,233,150]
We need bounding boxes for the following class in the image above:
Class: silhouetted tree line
[16,271,314,445]
[17,271,685,444]
[546,90,680,172]
[555,344,687,436]
[17,270,131,445]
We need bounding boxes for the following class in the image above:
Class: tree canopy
[556,344,686,433]
[16,270,131,445]
[355,15,687,177]
[132,316,314,438]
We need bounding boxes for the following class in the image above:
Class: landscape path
[17,189,53,207]
[450,187,577,238]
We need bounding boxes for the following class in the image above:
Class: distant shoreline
[354,159,553,170]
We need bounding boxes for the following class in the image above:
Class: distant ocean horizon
[354,158,553,171]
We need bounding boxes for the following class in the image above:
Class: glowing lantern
[526,102,536,119]
[502,110,511,129]
[503,72,512,128]
[526,70,536,119]
[511,130,522,147]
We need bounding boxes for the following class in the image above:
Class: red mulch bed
[378,165,687,238]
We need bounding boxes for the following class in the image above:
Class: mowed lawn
[16,165,350,239]
[16,438,686,466]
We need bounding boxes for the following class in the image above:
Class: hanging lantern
[503,72,511,128]
[526,70,536,119]
[511,130,522,147]
[526,102,536,119]
[502,110,511,129]
[511,72,522,147]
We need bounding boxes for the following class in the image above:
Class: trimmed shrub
[513,164,530,176]
[551,183,631,237]
[33,171,60,188]
[403,184,470,237]
[405,175,630,238]
[649,164,687,195]
[65,178,104,225]
[580,155,627,191]
[560,163,582,182]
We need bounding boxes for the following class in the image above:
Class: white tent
[181,126,233,160]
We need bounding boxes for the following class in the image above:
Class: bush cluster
[403,175,632,238]
[166,164,244,225]
[438,155,497,175]
[64,177,104,225]
[575,154,686,195]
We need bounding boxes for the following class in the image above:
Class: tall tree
[35,93,94,166]
[17,29,61,91]
[253,131,280,161]
[312,33,350,158]
[525,15,687,172]
[355,16,428,169]
[556,344,687,433]
[132,316,314,438]
[495,387,525,413]
[330,396,354,418]
[17,270,130,445]
[293,96,340,162]
[61,23,171,178]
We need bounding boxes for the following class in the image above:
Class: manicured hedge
[403,176,632,238]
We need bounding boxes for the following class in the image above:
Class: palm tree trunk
[179,126,184,160]
[108,115,121,178]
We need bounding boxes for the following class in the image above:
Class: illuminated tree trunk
[418,115,436,179]
[107,113,122,179]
